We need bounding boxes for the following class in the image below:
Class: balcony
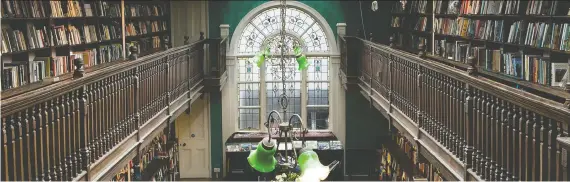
[1,36,228,181]
[339,36,569,181]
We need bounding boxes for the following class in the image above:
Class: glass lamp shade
[247,138,277,173]
[297,148,330,182]
[255,47,271,67]
[293,46,308,70]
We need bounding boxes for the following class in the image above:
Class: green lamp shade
[247,140,277,173]
[297,148,330,182]
[254,47,271,68]
[294,46,309,70]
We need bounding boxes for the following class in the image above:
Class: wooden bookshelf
[386,0,570,101]
[1,0,171,96]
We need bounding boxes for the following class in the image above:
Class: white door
[177,97,210,178]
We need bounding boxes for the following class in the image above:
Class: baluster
[540,115,549,181]
[484,93,493,180]
[49,99,57,180]
[457,80,464,161]
[507,102,517,181]
[465,84,475,173]
[549,118,558,180]
[60,95,68,180]
[79,85,90,180]
[64,93,72,180]
[500,100,508,181]
[29,107,38,181]
[525,110,534,181]
[532,112,540,181]
[6,117,16,181]
[519,106,526,180]
[16,113,24,181]
[475,90,483,176]
[493,96,501,181]
[555,122,564,180]
[476,90,484,176]
[56,96,63,180]
[37,103,46,181]
[96,81,103,159]
[104,78,111,153]
[22,110,31,181]
[42,102,51,181]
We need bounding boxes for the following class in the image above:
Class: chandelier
[246,1,339,181]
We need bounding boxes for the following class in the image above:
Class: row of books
[126,21,168,37]
[391,17,404,28]
[1,22,122,54]
[415,17,429,32]
[50,0,83,17]
[434,18,504,42]
[111,161,133,182]
[508,21,570,51]
[433,40,569,86]
[1,0,122,18]
[128,37,163,56]
[409,0,429,14]
[434,0,562,15]
[125,4,166,17]
[1,43,123,91]
[457,0,520,15]
[379,146,410,181]
[416,159,445,181]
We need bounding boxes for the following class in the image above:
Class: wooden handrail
[352,36,570,123]
[0,36,227,181]
[1,40,206,116]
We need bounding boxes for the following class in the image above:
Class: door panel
[177,98,210,178]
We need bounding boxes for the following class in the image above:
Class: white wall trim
[228,1,339,57]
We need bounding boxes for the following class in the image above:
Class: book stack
[523,21,552,48]
[459,0,507,15]
[1,0,49,18]
[507,21,524,44]
[1,26,28,53]
[125,4,166,17]
[552,22,570,52]
[415,17,428,32]
[526,0,555,15]
[391,16,403,28]
[409,0,428,14]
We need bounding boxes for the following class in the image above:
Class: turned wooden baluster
[29,107,38,181]
[518,106,526,180]
[95,82,102,159]
[548,118,558,180]
[532,112,541,181]
[500,100,509,181]
[88,84,96,163]
[15,113,24,181]
[54,96,62,180]
[524,110,534,181]
[64,92,72,180]
[465,84,475,174]
[508,102,518,181]
[539,115,549,181]
[490,94,498,180]
[22,109,31,181]
[41,101,51,181]
[475,90,483,175]
[491,96,505,181]
[458,80,465,161]
[484,93,492,180]
[555,122,564,180]
[6,117,15,180]
[37,103,46,181]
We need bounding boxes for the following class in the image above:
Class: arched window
[234,6,332,131]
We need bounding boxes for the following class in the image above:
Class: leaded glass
[238,7,328,55]
[236,6,331,131]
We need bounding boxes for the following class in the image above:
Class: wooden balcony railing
[1,36,226,181]
[340,36,570,181]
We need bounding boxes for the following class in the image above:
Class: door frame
[176,95,212,178]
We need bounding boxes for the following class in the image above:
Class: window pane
[238,83,260,106]
[307,107,329,130]
[307,82,329,105]
[307,57,329,81]
[265,57,301,81]
[239,59,260,82]
[239,109,260,130]
[266,82,301,121]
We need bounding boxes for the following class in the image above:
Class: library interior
[1,0,570,181]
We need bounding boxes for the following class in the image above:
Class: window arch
[231,2,335,131]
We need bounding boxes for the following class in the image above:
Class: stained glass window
[236,6,330,130]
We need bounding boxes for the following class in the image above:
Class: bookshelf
[136,126,179,181]
[388,0,570,102]
[1,0,171,95]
